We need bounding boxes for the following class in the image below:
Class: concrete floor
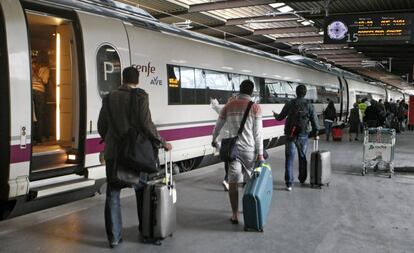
[1,131,413,253]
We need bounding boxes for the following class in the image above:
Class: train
[0,0,407,218]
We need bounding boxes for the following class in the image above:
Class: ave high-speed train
[0,0,407,218]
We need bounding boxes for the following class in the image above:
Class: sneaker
[285,186,292,192]
[222,180,229,191]
[109,238,123,248]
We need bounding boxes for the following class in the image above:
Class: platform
[1,131,413,253]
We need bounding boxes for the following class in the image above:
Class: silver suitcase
[142,151,177,245]
[310,140,331,188]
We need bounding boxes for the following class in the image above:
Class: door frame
[22,2,87,178]
[0,3,10,200]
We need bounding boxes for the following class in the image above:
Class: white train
[0,0,407,218]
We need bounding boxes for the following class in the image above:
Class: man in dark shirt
[273,85,319,191]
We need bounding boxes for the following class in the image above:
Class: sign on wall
[324,13,414,45]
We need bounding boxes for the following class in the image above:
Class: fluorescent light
[277,5,293,13]
[56,33,61,142]
[222,66,234,70]
[241,69,252,73]
[301,21,311,26]
[319,31,324,35]
[269,3,285,8]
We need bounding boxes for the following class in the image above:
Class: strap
[237,101,254,136]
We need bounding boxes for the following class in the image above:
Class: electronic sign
[324,13,414,45]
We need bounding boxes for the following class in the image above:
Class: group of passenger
[99,67,320,247]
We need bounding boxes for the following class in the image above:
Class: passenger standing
[273,85,319,191]
[98,67,172,248]
[364,100,381,128]
[348,103,361,141]
[32,51,50,143]
[323,100,337,141]
[212,80,264,224]
[398,100,408,131]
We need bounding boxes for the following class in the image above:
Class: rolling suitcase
[310,140,331,188]
[142,150,177,245]
[242,163,273,232]
[332,126,343,141]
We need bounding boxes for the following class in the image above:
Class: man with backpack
[273,85,319,191]
[98,67,172,248]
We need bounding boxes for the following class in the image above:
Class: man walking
[273,85,319,191]
[212,80,264,224]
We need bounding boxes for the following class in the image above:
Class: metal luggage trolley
[362,127,396,178]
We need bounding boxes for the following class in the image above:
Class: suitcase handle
[313,139,319,152]
[163,150,173,187]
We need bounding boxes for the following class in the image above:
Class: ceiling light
[269,3,285,8]
[277,5,294,13]
[318,31,324,35]
[301,21,311,26]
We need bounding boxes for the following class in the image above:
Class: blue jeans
[285,134,308,187]
[105,161,147,243]
[324,120,333,141]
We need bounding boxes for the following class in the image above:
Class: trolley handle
[313,139,319,152]
[163,150,173,187]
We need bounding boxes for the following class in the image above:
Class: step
[30,178,96,199]
[30,164,80,181]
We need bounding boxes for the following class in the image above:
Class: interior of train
[26,11,80,177]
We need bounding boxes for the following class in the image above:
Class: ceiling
[116,0,414,90]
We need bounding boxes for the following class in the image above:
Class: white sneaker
[222,180,229,191]
[285,186,292,192]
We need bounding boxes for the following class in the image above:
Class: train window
[180,67,196,104]
[96,45,121,98]
[205,70,234,104]
[305,84,318,103]
[168,65,181,104]
[316,85,340,103]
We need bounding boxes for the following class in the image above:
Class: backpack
[288,99,310,137]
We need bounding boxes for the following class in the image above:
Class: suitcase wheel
[258,228,264,232]
[388,174,392,178]
[326,183,330,187]
[310,184,314,188]
[244,227,248,232]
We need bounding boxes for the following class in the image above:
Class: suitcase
[310,140,331,188]
[142,151,177,245]
[332,126,342,141]
[242,163,273,232]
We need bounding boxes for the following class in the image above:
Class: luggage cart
[362,128,396,178]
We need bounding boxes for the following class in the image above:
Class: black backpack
[288,99,309,137]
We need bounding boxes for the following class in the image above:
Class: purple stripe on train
[12,118,286,161]
[10,144,31,164]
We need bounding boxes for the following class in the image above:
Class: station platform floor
[1,131,413,253]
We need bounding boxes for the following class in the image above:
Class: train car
[0,0,405,218]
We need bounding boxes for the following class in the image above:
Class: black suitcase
[142,151,177,245]
[310,140,331,188]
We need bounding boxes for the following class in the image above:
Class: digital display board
[324,13,414,45]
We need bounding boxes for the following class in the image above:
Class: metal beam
[189,0,276,13]
[226,14,298,26]
[254,26,318,35]
[153,10,188,19]
[275,36,323,43]
[306,49,357,55]
[304,8,414,20]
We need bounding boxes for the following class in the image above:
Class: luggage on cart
[142,151,177,245]
[243,163,273,232]
[310,139,331,188]
[332,126,343,141]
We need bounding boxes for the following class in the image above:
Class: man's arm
[97,96,108,140]
[212,105,227,145]
[253,104,264,160]
[273,102,290,121]
[138,94,166,147]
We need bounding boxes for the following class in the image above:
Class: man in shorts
[212,79,264,224]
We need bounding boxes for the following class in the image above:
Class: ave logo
[150,76,163,86]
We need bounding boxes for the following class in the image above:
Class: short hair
[36,51,49,66]
[123,66,139,84]
[296,84,307,98]
[240,79,254,95]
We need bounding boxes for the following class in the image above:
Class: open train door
[75,11,130,177]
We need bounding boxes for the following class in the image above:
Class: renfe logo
[134,62,155,77]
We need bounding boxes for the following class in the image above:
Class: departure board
[324,13,414,45]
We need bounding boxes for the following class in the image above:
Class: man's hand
[211,141,218,148]
[257,154,265,162]
[314,135,320,141]
[163,143,172,151]
[272,110,278,118]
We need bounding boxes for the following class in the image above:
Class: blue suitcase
[242,163,273,232]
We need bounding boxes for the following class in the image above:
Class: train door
[0,2,10,200]
[76,12,130,170]
[25,10,82,180]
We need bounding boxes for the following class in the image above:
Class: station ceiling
[117,0,414,90]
